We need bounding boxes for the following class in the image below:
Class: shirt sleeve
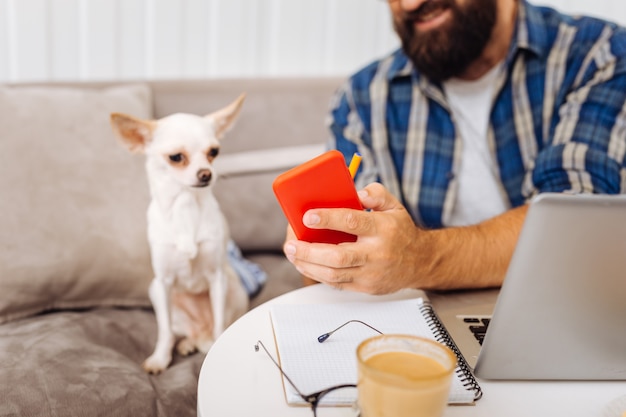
[531,57,626,196]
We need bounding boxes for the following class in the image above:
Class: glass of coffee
[356,334,456,417]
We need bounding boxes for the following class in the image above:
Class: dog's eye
[208,148,219,158]
[169,153,185,163]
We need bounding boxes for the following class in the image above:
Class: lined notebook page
[269,298,477,405]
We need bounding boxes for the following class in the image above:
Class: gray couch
[0,78,342,416]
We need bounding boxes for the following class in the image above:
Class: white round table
[197,284,626,417]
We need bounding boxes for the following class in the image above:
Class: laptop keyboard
[463,317,491,345]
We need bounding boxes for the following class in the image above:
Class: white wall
[1,0,625,83]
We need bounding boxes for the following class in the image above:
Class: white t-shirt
[443,65,510,227]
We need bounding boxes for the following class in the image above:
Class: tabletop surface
[197,284,626,417]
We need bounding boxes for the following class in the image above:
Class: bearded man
[283,0,626,293]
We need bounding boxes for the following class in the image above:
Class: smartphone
[272,150,363,244]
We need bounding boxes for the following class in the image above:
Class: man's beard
[393,0,497,82]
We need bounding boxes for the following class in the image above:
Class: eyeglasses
[255,340,358,416]
[254,321,383,417]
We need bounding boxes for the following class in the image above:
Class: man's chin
[394,0,497,82]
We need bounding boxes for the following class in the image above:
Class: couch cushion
[0,84,154,324]
[247,253,303,309]
[0,308,202,417]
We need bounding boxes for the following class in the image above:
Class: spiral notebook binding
[419,301,483,401]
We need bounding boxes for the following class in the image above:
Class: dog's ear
[206,93,246,140]
[110,113,156,153]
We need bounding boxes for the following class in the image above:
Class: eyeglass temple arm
[317,319,383,343]
[254,340,307,398]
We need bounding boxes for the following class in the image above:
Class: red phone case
[272,150,363,244]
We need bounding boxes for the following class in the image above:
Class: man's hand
[283,182,526,294]
[283,183,435,293]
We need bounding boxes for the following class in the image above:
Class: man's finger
[359,182,405,212]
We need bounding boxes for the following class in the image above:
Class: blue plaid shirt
[329,1,626,228]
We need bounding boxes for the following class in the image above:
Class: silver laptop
[435,192,626,380]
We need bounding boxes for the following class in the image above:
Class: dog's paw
[176,240,198,259]
[176,337,198,356]
[142,353,172,375]
[196,337,215,354]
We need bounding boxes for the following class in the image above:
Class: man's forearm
[420,205,528,290]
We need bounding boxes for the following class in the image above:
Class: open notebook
[269,298,482,406]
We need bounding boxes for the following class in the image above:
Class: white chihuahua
[110,94,249,374]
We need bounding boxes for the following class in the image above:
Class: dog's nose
[197,169,212,184]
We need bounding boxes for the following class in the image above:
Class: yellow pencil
[348,152,362,179]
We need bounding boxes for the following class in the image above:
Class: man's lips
[417,6,447,22]
[407,0,450,24]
